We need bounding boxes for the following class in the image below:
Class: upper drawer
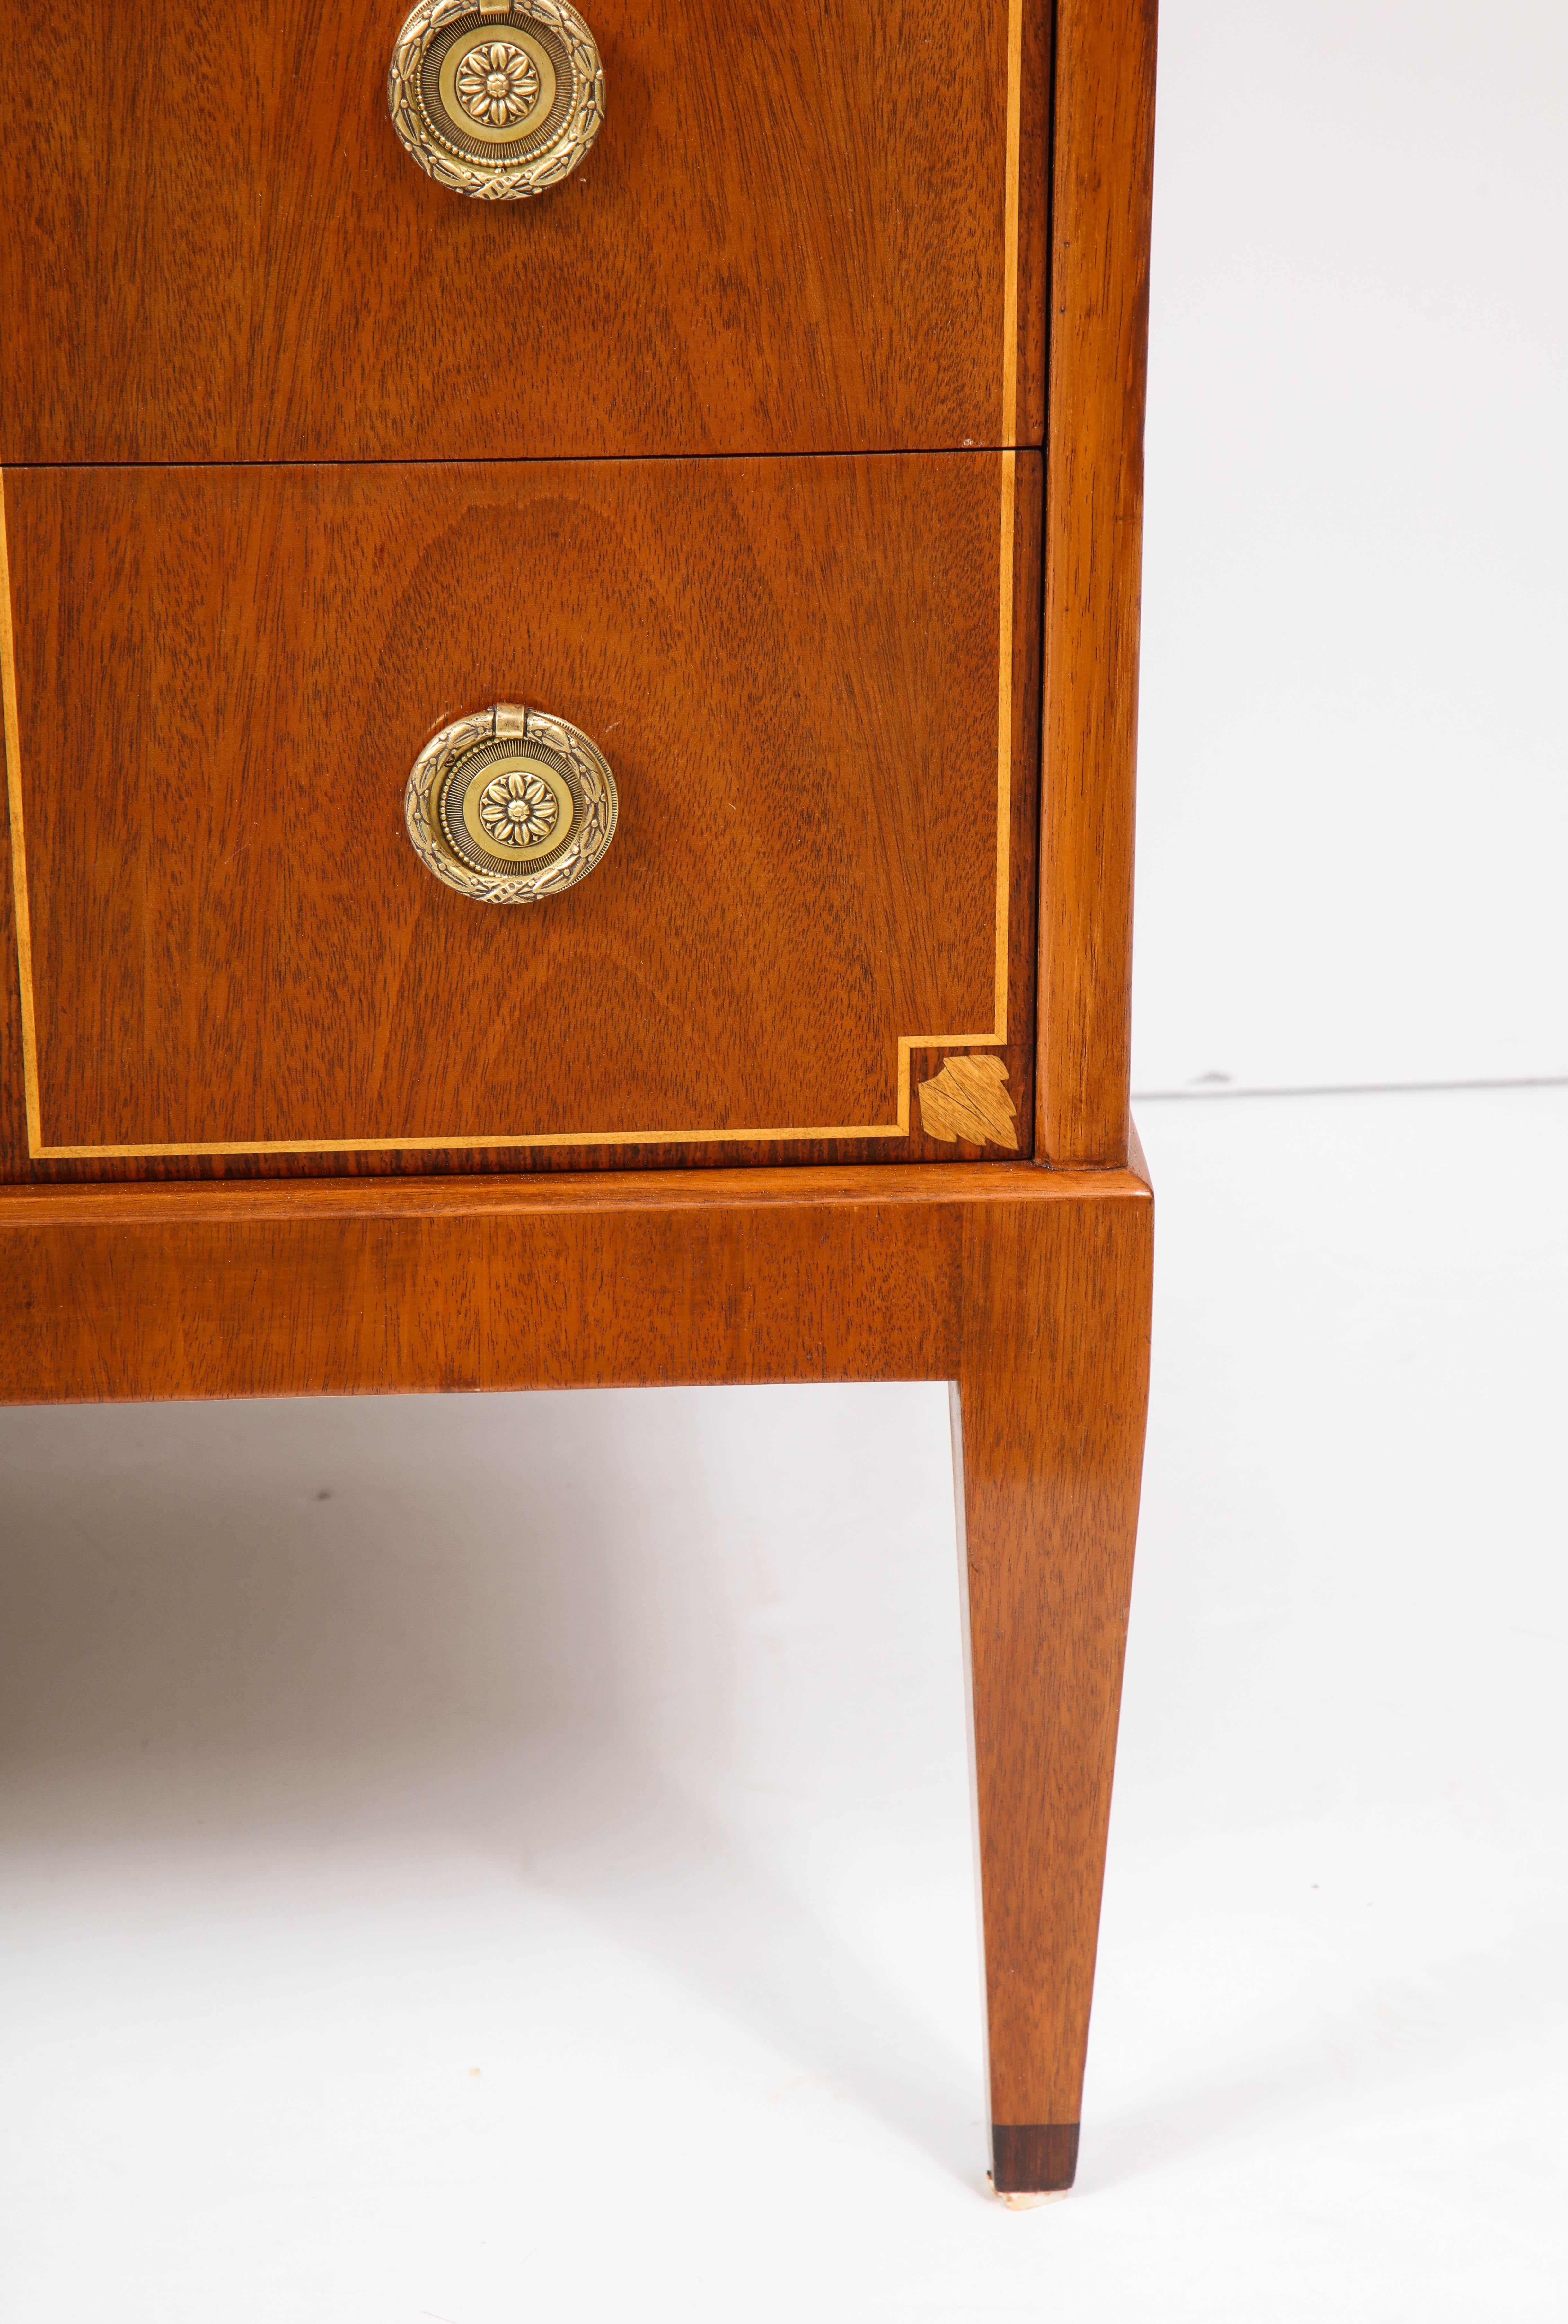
[0,1,1048,466]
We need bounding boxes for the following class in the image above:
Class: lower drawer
[0,453,1039,1179]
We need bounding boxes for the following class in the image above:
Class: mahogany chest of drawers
[0,0,1157,2201]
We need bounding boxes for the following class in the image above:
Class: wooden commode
[0,0,1158,2199]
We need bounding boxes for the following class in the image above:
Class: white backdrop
[1133,0,1568,1093]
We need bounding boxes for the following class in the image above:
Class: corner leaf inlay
[916,1055,1019,1150]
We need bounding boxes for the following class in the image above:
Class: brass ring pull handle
[405,703,619,902]
[388,0,605,201]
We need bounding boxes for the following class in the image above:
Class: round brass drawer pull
[405,703,619,902]
[388,0,605,201]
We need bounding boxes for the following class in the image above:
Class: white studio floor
[1,1085,1564,2320]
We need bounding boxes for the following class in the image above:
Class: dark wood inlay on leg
[991,2122,1081,2195]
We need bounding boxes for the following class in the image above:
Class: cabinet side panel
[1037,0,1158,1166]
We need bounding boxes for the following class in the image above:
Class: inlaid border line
[3,7,1024,1160]
[1002,0,1024,448]
[0,481,42,1157]
[5,473,1013,1157]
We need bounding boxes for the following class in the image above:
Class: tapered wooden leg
[952,1170,1153,2196]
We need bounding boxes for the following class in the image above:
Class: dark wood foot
[990,2121,1080,2195]
[953,1166,1153,2194]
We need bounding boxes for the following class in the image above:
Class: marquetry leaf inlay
[916,1055,1019,1149]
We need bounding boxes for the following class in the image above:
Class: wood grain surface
[954,1138,1153,2182]
[1036,0,1158,1167]
[0,452,1040,1178]
[0,1154,1149,1398]
[0,0,1049,464]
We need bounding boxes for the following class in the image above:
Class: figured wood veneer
[0,0,1049,465]
[0,452,1040,1178]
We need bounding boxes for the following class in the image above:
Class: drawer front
[0,1,1047,465]
[0,454,1039,1178]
